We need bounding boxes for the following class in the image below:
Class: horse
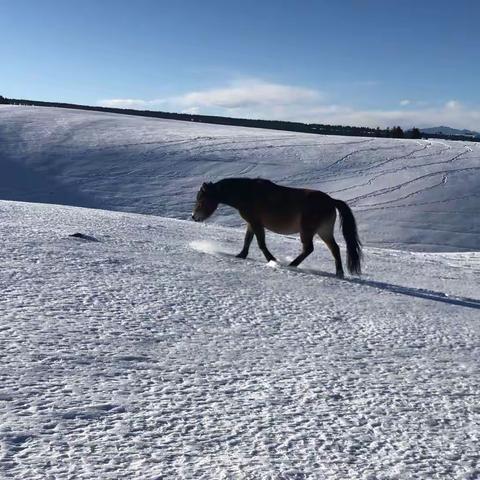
[192,178,362,277]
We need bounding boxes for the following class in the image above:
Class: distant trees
[410,127,422,139]
[0,95,7,104]
[391,126,405,138]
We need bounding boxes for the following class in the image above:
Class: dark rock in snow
[69,232,99,242]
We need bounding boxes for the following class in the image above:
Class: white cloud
[98,79,321,112]
[98,98,148,108]
[311,103,480,131]
[98,82,480,131]
[181,106,200,115]
[445,99,460,109]
[174,79,321,109]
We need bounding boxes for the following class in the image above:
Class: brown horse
[192,178,362,277]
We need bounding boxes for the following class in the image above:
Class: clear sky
[1,0,479,129]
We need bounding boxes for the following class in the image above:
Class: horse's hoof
[236,253,247,259]
[336,271,345,279]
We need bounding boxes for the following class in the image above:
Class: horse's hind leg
[236,224,254,259]
[289,229,314,267]
[320,233,344,278]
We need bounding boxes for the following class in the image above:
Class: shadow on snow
[297,266,480,311]
[210,249,480,311]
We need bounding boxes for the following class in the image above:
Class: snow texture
[0,201,479,479]
[1,105,479,251]
[0,106,479,479]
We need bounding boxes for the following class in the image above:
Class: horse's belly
[262,215,301,235]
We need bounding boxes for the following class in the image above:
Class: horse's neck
[215,180,243,210]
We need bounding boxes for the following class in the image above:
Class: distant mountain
[421,126,480,137]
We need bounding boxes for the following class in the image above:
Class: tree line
[1,95,478,142]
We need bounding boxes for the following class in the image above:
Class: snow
[0,106,479,478]
[1,105,479,251]
[1,201,479,479]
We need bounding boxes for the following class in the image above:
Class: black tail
[334,199,362,275]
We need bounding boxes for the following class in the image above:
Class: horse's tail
[334,199,362,275]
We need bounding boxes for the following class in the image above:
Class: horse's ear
[201,182,214,193]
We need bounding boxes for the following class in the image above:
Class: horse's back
[248,180,335,234]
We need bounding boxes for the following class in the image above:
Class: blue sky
[1,0,479,129]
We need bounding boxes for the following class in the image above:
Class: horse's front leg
[236,224,254,259]
[252,224,276,262]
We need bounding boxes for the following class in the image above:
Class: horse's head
[192,182,219,221]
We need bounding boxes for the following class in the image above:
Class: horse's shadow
[213,250,480,310]
[294,266,480,311]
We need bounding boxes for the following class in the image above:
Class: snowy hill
[421,126,480,137]
[1,105,479,251]
[1,106,480,478]
[1,200,479,479]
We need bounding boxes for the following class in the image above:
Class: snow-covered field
[0,106,479,479]
[1,105,479,251]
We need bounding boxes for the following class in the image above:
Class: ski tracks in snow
[1,106,479,251]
